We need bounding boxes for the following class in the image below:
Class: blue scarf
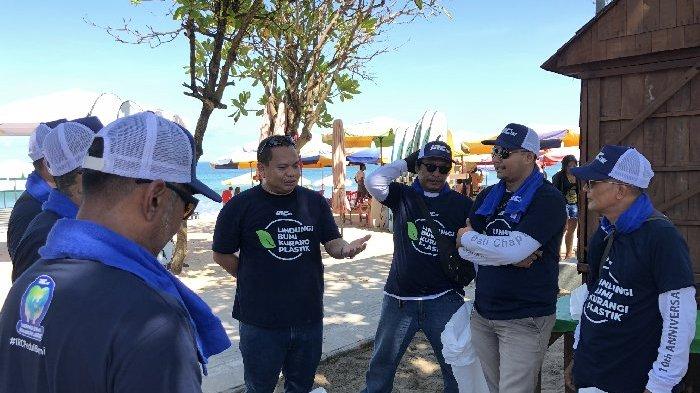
[25,171,52,204]
[42,189,78,219]
[411,178,452,196]
[39,219,231,373]
[475,168,543,223]
[600,193,654,235]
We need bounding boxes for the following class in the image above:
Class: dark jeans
[239,320,323,393]
[362,292,464,393]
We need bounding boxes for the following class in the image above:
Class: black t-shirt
[11,210,60,282]
[469,182,567,319]
[573,218,695,393]
[552,171,578,205]
[0,258,202,393]
[212,185,341,328]
[380,183,473,297]
[7,191,43,261]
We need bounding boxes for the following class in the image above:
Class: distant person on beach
[12,118,101,282]
[552,154,579,258]
[362,141,473,393]
[222,186,233,204]
[354,163,369,206]
[566,145,696,393]
[469,168,483,197]
[457,124,566,393]
[234,186,241,196]
[7,119,64,262]
[212,135,371,393]
[0,112,229,392]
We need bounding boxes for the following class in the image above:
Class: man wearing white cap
[457,123,567,392]
[0,112,230,392]
[6,119,65,261]
[566,145,696,393]
[11,119,100,282]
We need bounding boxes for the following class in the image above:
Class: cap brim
[570,164,609,181]
[189,178,222,202]
[481,139,521,150]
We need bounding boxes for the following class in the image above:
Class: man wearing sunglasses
[212,135,371,393]
[0,112,230,393]
[456,123,567,393]
[361,140,472,393]
[11,118,102,282]
[565,145,696,393]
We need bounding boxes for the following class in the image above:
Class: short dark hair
[359,163,366,170]
[561,154,577,169]
[54,169,81,194]
[32,159,44,172]
[82,169,136,201]
[257,135,295,165]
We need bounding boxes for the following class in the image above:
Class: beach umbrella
[222,172,258,187]
[346,148,390,165]
[538,146,580,168]
[313,174,351,188]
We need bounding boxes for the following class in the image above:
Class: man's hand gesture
[342,234,372,259]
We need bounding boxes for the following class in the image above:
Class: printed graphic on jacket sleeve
[16,275,56,341]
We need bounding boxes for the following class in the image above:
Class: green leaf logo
[256,230,276,249]
[407,221,418,241]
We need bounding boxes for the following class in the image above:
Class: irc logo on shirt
[256,217,315,261]
[16,275,55,342]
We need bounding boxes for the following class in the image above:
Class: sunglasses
[422,162,452,175]
[491,146,529,160]
[135,179,199,219]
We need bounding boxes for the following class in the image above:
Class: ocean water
[1,163,562,213]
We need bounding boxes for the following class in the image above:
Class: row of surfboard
[390,110,449,162]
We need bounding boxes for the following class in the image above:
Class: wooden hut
[542,0,700,295]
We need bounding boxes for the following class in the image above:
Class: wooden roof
[542,0,700,78]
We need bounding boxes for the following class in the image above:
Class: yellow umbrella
[562,129,580,147]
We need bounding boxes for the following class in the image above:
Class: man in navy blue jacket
[0,112,229,393]
[7,119,65,261]
[12,118,101,281]
[567,145,696,393]
[457,124,566,393]
[362,141,473,393]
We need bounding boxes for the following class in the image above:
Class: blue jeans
[362,292,464,393]
[239,320,323,393]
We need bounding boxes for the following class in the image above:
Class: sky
[0,0,595,162]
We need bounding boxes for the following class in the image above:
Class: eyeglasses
[422,163,452,175]
[135,179,199,219]
[491,146,529,160]
[584,179,627,189]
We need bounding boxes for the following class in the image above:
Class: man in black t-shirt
[362,141,473,393]
[457,124,566,393]
[212,135,371,393]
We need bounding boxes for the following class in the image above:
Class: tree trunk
[170,220,188,274]
[171,103,215,274]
